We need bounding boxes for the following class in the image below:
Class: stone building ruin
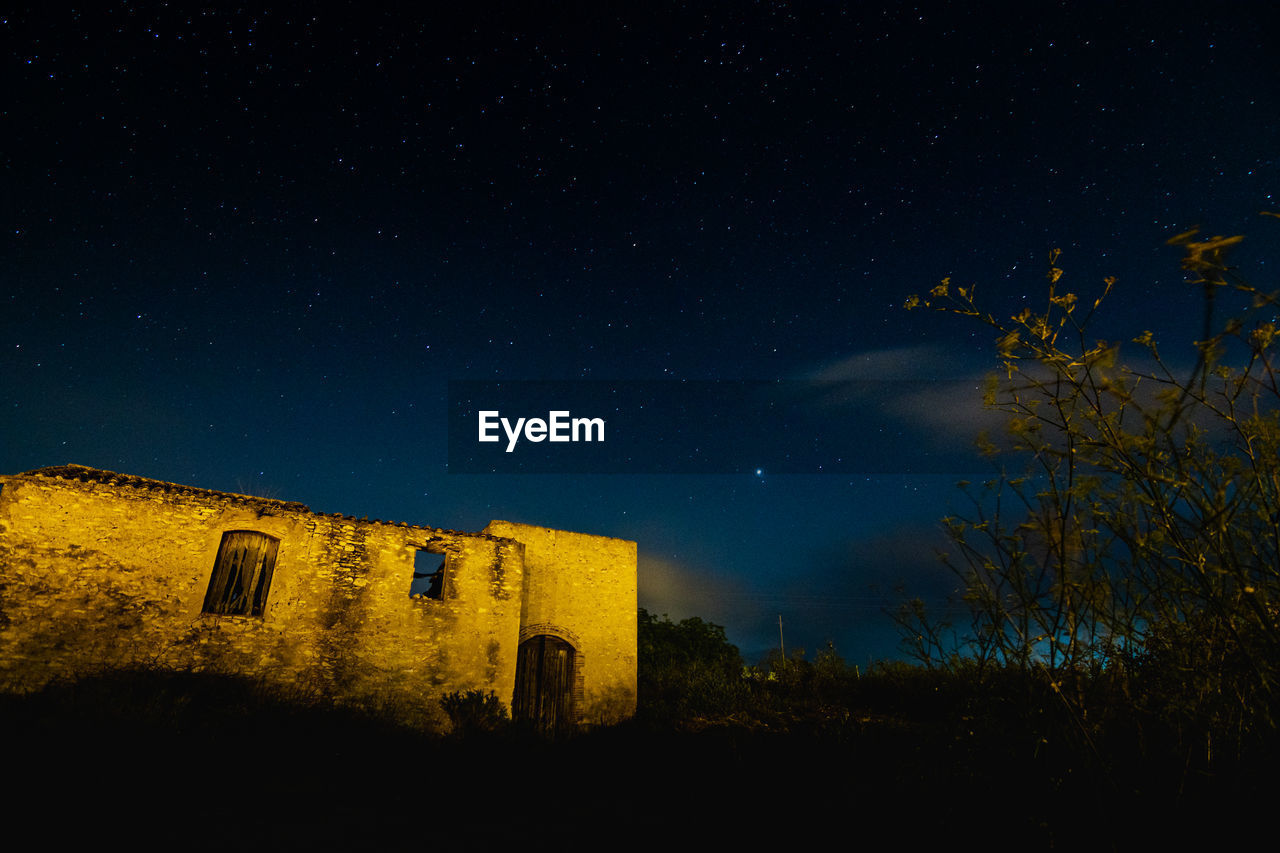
[0,465,637,731]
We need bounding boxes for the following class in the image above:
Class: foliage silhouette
[637,608,748,723]
[440,688,509,735]
[903,216,1280,777]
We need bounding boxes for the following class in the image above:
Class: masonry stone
[0,465,637,731]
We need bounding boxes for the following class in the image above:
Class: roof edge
[6,465,523,542]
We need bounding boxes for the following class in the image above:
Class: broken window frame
[409,545,450,601]
[202,530,280,617]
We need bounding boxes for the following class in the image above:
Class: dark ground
[2,670,1272,850]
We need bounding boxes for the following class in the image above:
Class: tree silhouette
[903,215,1280,772]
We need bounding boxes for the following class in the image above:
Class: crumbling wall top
[13,464,312,513]
[5,464,522,544]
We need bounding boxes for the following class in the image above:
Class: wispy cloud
[798,345,1006,454]
[805,344,966,382]
[637,553,748,626]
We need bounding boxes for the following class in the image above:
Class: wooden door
[513,635,575,733]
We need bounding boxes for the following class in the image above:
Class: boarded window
[203,530,279,616]
[410,548,447,600]
[513,635,576,734]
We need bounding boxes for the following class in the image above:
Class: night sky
[5,3,1279,663]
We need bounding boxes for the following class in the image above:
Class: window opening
[410,548,446,600]
[203,530,279,616]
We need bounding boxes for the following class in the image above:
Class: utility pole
[778,614,785,662]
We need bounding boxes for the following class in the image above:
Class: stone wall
[0,466,527,729]
[484,520,638,725]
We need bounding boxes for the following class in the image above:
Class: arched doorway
[513,634,576,733]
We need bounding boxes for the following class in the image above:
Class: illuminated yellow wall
[484,520,638,725]
[0,466,565,729]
